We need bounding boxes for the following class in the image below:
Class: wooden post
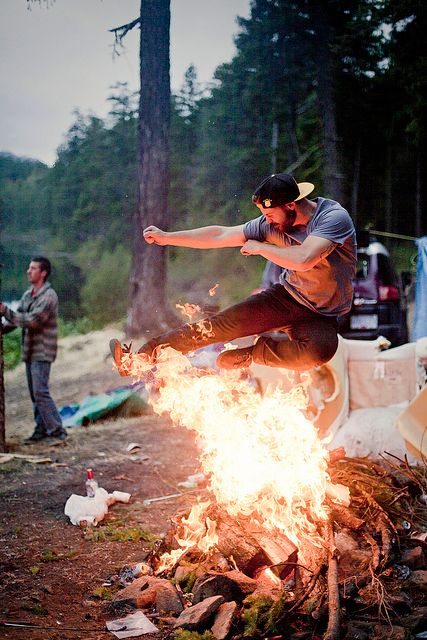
[0,263,6,452]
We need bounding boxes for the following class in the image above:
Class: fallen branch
[276,563,327,625]
[323,522,340,640]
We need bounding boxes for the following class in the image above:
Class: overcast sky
[0,0,250,166]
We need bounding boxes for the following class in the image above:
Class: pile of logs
[108,452,427,640]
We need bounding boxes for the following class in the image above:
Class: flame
[176,302,202,320]
[209,283,219,296]
[157,500,219,572]
[123,346,333,572]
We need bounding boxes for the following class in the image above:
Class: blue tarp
[412,236,427,341]
[60,382,147,427]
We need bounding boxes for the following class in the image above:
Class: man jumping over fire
[110,172,356,375]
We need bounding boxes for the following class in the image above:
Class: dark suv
[338,232,409,345]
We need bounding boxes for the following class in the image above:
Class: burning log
[200,504,298,580]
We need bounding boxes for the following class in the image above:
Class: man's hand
[241,240,263,256]
[143,226,168,245]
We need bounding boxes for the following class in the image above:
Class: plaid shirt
[2,281,59,362]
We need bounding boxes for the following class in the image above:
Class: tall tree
[111,1,174,335]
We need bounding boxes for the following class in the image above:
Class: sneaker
[109,339,131,377]
[216,345,254,370]
[24,431,47,444]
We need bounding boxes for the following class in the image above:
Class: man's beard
[273,210,296,233]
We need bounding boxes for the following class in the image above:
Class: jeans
[138,284,339,372]
[25,361,63,436]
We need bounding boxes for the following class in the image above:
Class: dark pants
[138,284,339,372]
[25,361,63,436]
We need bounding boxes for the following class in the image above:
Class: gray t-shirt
[244,197,357,316]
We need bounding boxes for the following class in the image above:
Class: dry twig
[323,522,340,640]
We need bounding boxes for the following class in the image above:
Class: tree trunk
[415,143,422,237]
[0,265,6,453]
[385,142,393,237]
[311,4,344,203]
[351,139,361,228]
[126,0,175,337]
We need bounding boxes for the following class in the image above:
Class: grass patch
[174,632,216,640]
[29,603,48,616]
[84,518,158,545]
[29,565,40,575]
[91,585,119,601]
[40,548,79,562]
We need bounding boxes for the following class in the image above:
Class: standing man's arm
[0,297,54,329]
[143,224,246,249]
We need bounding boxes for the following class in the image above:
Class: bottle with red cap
[85,468,99,498]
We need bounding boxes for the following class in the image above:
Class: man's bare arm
[143,224,246,249]
[241,235,336,271]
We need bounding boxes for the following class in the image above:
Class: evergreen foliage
[1,1,424,327]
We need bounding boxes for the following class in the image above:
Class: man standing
[111,172,356,374]
[1,257,66,443]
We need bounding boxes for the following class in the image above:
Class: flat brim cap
[295,182,315,201]
[252,173,315,207]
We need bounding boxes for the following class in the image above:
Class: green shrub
[79,244,130,325]
[2,330,21,370]
[58,316,98,337]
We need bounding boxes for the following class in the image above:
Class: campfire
[111,345,427,639]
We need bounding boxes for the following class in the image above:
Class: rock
[112,576,184,614]
[400,606,427,632]
[211,601,238,640]
[342,623,369,640]
[155,580,185,615]
[174,595,225,630]
[192,570,257,604]
[407,570,427,586]
[335,530,370,579]
[401,546,426,570]
[371,624,407,640]
[335,530,359,553]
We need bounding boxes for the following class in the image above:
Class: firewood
[323,522,340,640]
[205,506,297,579]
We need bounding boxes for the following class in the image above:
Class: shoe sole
[109,339,129,377]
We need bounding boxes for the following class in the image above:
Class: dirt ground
[0,327,202,639]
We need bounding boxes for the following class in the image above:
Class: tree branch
[109,17,141,56]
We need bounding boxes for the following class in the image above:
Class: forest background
[1,0,425,366]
